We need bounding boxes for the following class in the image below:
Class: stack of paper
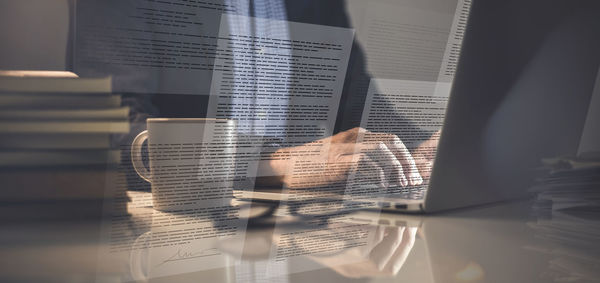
[530,157,600,211]
[527,209,600,282]
[527,156,600,282]
[0,70,129,167]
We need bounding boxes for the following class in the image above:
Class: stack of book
[527,156,600,282]
[0,70,129,204]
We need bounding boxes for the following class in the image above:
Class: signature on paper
[156,248,221,267]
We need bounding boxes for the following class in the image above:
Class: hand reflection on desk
[304,225,418,278]
[125,195,419,281]
[215,217,419,280]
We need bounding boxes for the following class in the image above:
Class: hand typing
[266,127,423,189]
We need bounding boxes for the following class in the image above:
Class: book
[0,149,121,166]
[0,200,107,221]
[0,94,122,109]
[0,134,112,149]
[0,74,111,93]
[0,107,129,121]
[0,70,79,78]
[0,121,130,134]
[0,168,124,201]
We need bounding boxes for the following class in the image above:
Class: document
[206,14,355,180]
[76,0,356,99]
[436,0,472,81]
[98,192,249,281]
[143,208,245,279]
[347,0,471,84]
[434,0,472,96]
[362,79,449,146]
[341,0,471,128]
[359,1,454,82]
[208,14,354,140]
[75,0,237,94]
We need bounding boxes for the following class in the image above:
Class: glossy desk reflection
[0,195,566,283]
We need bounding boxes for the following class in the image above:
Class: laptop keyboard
[385,185,427,200]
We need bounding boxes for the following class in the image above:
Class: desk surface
[0,196,595,283]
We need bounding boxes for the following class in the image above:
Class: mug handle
[131,130,151,182]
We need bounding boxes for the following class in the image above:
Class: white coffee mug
[131,118,237,211]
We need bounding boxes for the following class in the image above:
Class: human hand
[308,225,418,278]
[267,127,423,189]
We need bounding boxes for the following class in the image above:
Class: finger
[384,135,423,186]
[366,224,386,257]
[363,142,408,187]
[369,226,405,271]
[384,227,417,274]
[333,127,369,144]
[412,152,433,181]
[373,225,386,244]
[352,154,387,189]
[356,225,386,258]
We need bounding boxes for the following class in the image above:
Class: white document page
[436,0,472,83]
[341,0,470,130]
[75,0,236,94]
[207,14,355,178]
[360,2,453,82]
[208,14,354,140]
[346,0,471,85]
[362,79,449,146]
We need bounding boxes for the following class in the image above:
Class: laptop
[235,0,600,213]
